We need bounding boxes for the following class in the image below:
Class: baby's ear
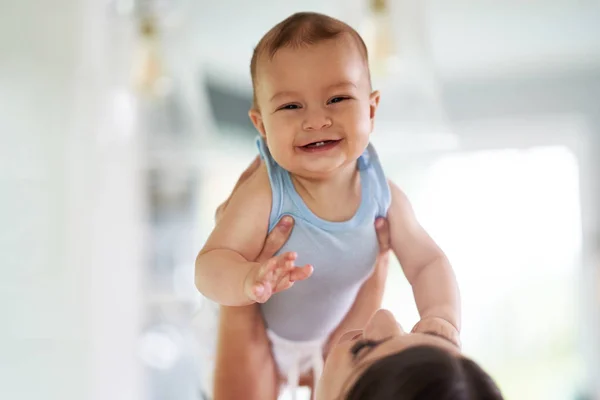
[369,90,381,121]
[249,108,266,138]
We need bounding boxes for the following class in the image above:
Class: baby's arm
[387,180,461,336]
[195,164,311,306]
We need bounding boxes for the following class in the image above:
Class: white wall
[0,2,84,399]
[0,2,143,399]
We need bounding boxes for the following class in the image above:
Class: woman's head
[317,309,503,399]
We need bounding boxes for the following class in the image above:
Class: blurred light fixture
[108,0,181,98]
[361,0,459,150]
[361,0,397,78]
[131,16,172,97]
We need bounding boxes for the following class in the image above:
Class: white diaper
[193,300,325,400]
[267,329,325,400]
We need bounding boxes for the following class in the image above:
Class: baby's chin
[288,159,355,179]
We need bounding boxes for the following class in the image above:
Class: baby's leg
[213,304,280,400]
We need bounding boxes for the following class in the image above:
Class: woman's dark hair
[345,345,504,400]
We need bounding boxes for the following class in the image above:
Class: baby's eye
[328,96,350,104]
[278,104,301,111]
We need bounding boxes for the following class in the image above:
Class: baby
[195,11,461,399]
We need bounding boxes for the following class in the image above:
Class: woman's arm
[323,217,392,358]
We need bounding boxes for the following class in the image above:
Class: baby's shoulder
[230,161,272,208]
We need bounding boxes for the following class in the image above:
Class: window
[382,146,585,399]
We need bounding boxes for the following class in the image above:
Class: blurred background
[1,0,599,399]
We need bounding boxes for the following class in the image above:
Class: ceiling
[129,0,600,148]
[164,0,600,88]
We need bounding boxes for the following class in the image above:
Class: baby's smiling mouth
[300,139,342,149]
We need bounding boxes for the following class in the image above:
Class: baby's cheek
[266,139,294,168]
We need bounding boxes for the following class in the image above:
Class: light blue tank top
[256,137,391,341]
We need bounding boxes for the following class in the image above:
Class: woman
[210,158,503,400]
[317,308,503,399]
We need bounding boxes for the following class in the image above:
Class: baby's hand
[244,251,313,303]
[412,316,461,348]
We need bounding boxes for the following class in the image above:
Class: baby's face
[250,35,380,178]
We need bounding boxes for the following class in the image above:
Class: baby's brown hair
[250,12,370,109]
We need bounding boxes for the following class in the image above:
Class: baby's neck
[290,161,361,222]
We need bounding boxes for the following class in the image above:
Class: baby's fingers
[289,264,313,282]
[269,251,297,287]
[251,252,296,301]
[250,281,273,303]
[273,264,313,294]
[273,275,294,294]
[245,257,277,303]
